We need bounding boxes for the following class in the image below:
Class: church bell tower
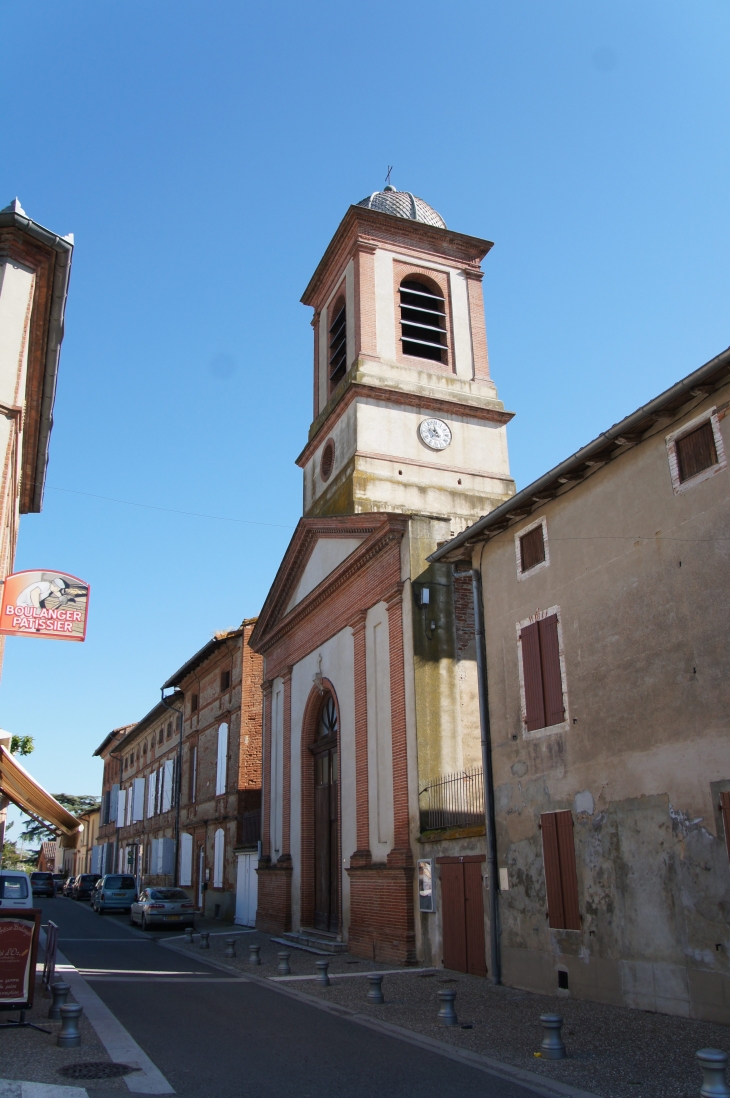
[297,185,516,524]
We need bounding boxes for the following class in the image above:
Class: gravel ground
[0,975,127,1090]
[174,928,730,1098]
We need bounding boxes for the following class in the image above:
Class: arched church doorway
[309,693,339,932]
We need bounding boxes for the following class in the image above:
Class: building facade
[251,186,515,966]
[431,346,730,1021]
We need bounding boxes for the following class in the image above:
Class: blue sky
[1,0,728,808]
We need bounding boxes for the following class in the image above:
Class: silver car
[129,888,195,930]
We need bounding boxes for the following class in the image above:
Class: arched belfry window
[328,299,347,390]
[399,279,447,363]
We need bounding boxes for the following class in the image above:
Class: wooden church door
[311,695,339,932]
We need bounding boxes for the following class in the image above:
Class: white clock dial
[418,418,452,451]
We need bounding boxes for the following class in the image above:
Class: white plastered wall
[366,602,394,860]
[289,627,355,935]
[286,537,365,612]
[269,677,284,862]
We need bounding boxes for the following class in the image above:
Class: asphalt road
[40,896,538,1098]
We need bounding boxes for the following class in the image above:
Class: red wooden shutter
[520,526,545,572]
[538,615,565,728]
[440,862,467,972]
[541,810,580,930]
[521,622,546,732]
[463,861,487,976]
[676,421,717,482]
[720,792,730,864]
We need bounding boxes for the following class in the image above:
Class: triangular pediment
[250,513,407,652]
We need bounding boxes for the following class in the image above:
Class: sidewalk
[169,925,730,1098]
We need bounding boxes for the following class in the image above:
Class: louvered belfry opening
[676,420,717,483]
[328,299,347,390]
[399,279,447,363]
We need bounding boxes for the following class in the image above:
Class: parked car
[52,874,66,894]
[92,874,137,913]
[129,888,195,931]
[29,871,55,898]
[62,876,77,897]
[71,873,101,900]
[0,870,33,909]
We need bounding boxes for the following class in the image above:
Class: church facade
[250,186,515,966]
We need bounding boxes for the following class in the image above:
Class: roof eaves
[92,723,136,758]
[429,345,730,563]
[162,630,243,689]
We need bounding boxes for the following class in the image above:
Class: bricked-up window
[541,811,581,930]
[399,279,447,363]
[191,693,198,713]
[166,721,172,740]
[328,298,347,390]
[157,727,164,746]
[676,420,718,483]
[320,439,335,482]
[520,614,565,732]
[220,670,231,692]
[520,525,545,573]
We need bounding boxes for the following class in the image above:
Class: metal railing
[42,920,59,988]
[419,766,484,832]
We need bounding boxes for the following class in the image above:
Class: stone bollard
[697,1049,730,1098]
[437,989,458,1026]
[316,959,330,987]
[225,939,237,958]
[184,927,194,944]
[48,981,70,1021]
[367,975,384,1004]
[248,944,261,966]
[199,932,210,950]
[540,1014,566,1060]
[277,951,291,976]
[57,1003,83,1048]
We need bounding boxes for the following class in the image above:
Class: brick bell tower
[297,184,516,527]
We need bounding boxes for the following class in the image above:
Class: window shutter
[676,420,717,482]
[133,778,145,822]
[720,792,730,864]
[179,833,193,887]
[521,622,545,732]
[116,788,126,829]
[520,526,545,572]
[541,810,580,930]
[213,828,225,888]
[110,784,119,823]
[216,723,228,796]
[147,772,156,818]
[162,760,174,812]
[539,615,565,728]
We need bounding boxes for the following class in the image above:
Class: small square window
[676,421,717,483]
[220,670,231,691]
[191,693,198,713]
[520,526,545,572]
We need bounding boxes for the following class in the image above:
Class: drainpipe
[161,690,184,887]
[471,551,501,985]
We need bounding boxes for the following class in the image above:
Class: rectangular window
[158,728,164,745]
[220,670,231,692]
[676,420,717,483]
[519,613,566,733]
[540,810,580,930]
[520,525,545,572]
[166,721,172,740]
[191,693,198,713]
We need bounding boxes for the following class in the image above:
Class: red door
[438,856,487,977]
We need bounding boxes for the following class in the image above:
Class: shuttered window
[541,810,580,930]
[520,525,545,573]
[520,614,565,732]
[676,421,718,483]
[399,280,447,363]
[720,792,730,864]
[328,300,347,389]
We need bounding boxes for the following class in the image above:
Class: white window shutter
[216,724,228,796]
[147,772,156,818]
[133,778,145,822]
[162,838,176,876]
[179,833,193,887]
[162,760,174,812]
[213,828,225,888]
[116,789,126,828]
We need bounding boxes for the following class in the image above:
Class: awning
[0,746,80,836]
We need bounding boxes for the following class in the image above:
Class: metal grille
[239,811,261,847]
[419,766,484,832]
[58,1063,138,1079]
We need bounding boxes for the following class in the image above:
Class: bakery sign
[0,570,90,642]
[0,911,41,1008]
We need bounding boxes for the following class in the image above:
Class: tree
[19,794,101,844]
[10,735,33,756]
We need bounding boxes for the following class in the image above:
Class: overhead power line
[47,486,295,530]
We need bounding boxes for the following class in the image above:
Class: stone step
[278,930,348,955]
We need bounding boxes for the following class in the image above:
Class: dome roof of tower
[356,185,446,229]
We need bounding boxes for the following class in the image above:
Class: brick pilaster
[261,679,273,859]
[349,611,371,866]
[355,243,378,361]
[465,271,491,381]
[386,584,412,861]
[281,667,292,857]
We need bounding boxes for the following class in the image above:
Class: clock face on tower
[418,418,452,451]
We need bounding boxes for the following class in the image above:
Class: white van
[0,870,34,908]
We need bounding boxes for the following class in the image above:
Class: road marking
[54,948,175,1095]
